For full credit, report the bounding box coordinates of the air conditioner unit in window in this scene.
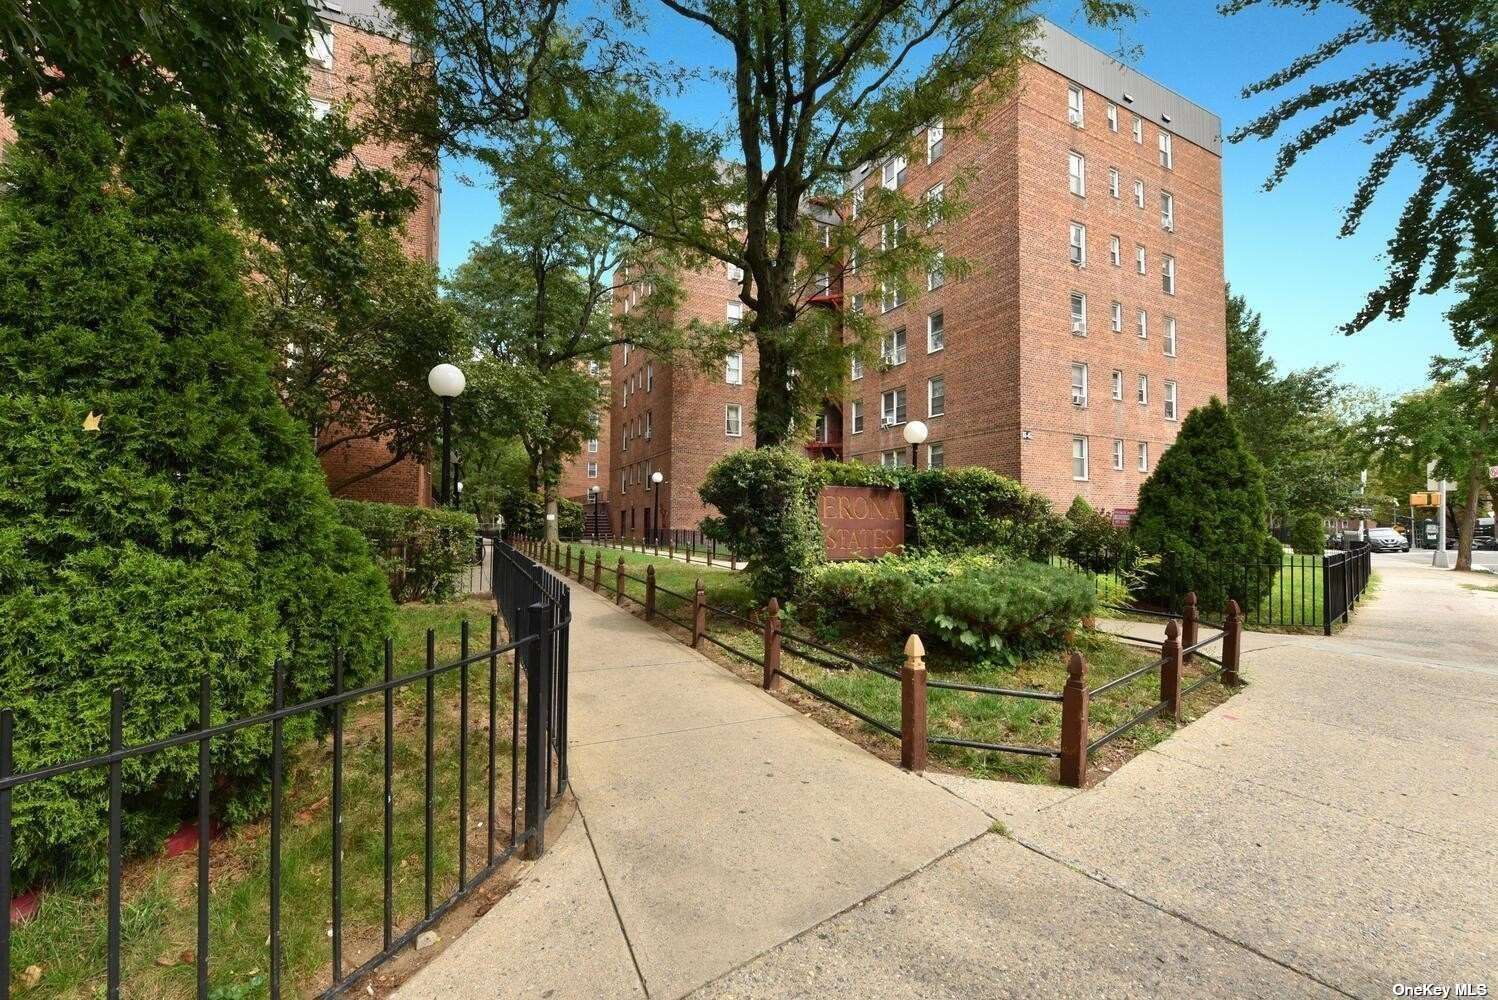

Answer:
[1071,320,1086,334]
[1072,391,1087,407]
[880,418,894,428]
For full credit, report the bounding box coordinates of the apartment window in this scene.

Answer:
[1164,317,1178,357]
[1072,437,1089,481]
[1133,179,1145,209]
[1071,363,1089,408]
[621,382,629,409]
[881,388,908,427]
[1069,223,1087,266]
[587,360,602,377]
[1164,380,1179,421]
[1068,151,1086,196]
[1110,235,1121,267]
[724,352,742,385]
[1160,191,1175,231]
[621,470,628,494]
[1106,103,1118,131]
[308,28,334,69]
[725,404,743,437]
[851,356,864,381]
[881,283,905,312]
[1113,439,1125,470]
[850,399,864,433]
[1132,115,1143,143]
[881,217,906,251]
[852,187,865,221]
[1067,84,1085,126]
[1136,245,1147,274]
[1162,255,1176,295]
[881,449,905,468]
[622,344,631,364]
[928,376,946,417]
[814,271,831,295]
[729,263,745,282]
[727,301,744,324]
[588,438,599,454]
[644,412,652,440]
[926,119,945,162]
[1137,309,1148,339]
[1109,168,1120,198]
[1111,301,1123,333]
[1070,292,1088,336]
[646,362,654,391]
[1158,131,1174,169]
[927,442,945,469]
[927,311,945,352]
[882,155,908,189]
[881,327,907,366]
[310,97,332,120]
[1111,369,1123,400]
[849,245,861,275]
[927,250,945,291]
[587,461,599,478]
[1137,374,1149,405]
[925,182,945,207]
[849,293,864,314]
[1138,441,1150,472]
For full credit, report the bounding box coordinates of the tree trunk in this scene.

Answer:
[1456,460,1482,571]
[544,490,560,545]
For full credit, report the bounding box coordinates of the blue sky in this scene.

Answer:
[436,0,1455,396]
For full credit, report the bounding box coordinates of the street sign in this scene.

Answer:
[1409,492,1439,507]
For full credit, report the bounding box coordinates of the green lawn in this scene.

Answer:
[567,543,1230,783]
[11,598,514,999]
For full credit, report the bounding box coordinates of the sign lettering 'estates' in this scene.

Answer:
[819,486,905,561]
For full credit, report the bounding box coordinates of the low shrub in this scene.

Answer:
[1062,497,1128,572]
[1288,512,1324,555]
[802,553,1095,667]
[700,447,826,602]
[499,492,583,540]
[337,501,478,603]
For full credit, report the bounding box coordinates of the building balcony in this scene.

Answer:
[804,441,843,461]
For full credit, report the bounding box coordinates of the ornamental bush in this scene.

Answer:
[1061,496,1128,572]
[1288,512,1325,555]
[337,501,478,603]
[1130,398,1279,612]
[803,553,1095,666]
[699,447,826,602]
[0,100,393,884]
[499,492,583,539]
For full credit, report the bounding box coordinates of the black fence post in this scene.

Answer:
[1321,551,1333,636]
[524,601,552,859]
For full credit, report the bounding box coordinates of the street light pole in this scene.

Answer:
[427,363,466,508]
[440,397,453,507]
[903,420,929,469]
[651,471,664,546]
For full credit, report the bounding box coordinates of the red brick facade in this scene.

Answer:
[609,24,1225,529]
[560,364,612,504]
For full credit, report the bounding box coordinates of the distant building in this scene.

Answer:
[608,20,1226,537]
[559,362,613,535]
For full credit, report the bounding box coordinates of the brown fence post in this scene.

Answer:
[1222,599,1243,686]
[706,543,714,568]
[900,635,928,772]
[645,564,656,621]
[669,538,675,561]
[1060,651,1089,788]
[762,598,782,690]
[577,547,588,584]
[692,579,707,648]
[685,541,692,564]
[615,558,625,605]
[1161,619,1182,723]
[592,553,601,592]
[1182,592,1198,664]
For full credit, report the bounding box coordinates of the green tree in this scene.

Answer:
[1225,0,1498,333]
[0,1,417,282]
[251,226,468,496]
[374,0,1132,445]
[0,99,393,881]
[1131,399,1281,612]
[1225,287,1365,519]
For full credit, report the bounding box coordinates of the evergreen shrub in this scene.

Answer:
[337,501,477,602]
[1288,512,1325,555]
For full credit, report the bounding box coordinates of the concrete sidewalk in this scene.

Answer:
[395,574,992,999]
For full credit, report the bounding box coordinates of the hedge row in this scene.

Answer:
[336,500,478,603]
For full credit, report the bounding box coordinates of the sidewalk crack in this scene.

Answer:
[579,803,651,999]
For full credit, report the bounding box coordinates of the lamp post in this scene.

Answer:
[427,363,466,506]
[650,470,664,546]
[903,420,929,469]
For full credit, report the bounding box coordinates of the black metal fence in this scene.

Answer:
[1055,540,1375,635]
[581,529,741,569]
[0,538,569,1000]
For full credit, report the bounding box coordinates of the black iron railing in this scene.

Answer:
[0,538,568,1000]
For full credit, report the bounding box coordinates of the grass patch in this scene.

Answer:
[1460,581,1498,594]
[11,598,518,999]
[569,543,1232,785]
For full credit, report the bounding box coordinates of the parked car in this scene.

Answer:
[1367,527,1410,552]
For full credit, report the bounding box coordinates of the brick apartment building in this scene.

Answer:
[559,363,613,532]
[608,20,1225,537]
[0,5,441,507]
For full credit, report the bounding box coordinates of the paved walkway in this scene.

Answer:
[401,555,1497,999]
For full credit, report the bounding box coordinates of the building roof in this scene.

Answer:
[317,1,401,38]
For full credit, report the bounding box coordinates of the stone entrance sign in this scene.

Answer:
[819,486,905,561]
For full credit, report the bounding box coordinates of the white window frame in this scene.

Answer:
[1162,255,1176,296]
[882,155,908,189]
[1109,168,1120,198]
[1164,316,1178,357]
[308,28,335,69]
[1069,222,1087,266]
[1158,131,1174,169]
[850,400,864,434]
[1067,84,1085,126]
[729,263,745,282]
[927,250,945,291]
[1164,380,1179,421]
[1138,441,1150,472]
[881,327,907,366]
[1110,235,1121,267]
[1137,309,1148,340]
[1070,292,1088,336]
[727,301,744,324]
[1072,437,1089,481]
[1071,363,1089,408]
[1133,179,1145,209]
[1068,150,1086,196]
[1136,245,1147,275]
[928,376,945,417]
[881,283,905,313]
[1111,301,1123,333]
[1106,103,1118,131]
[926,119,945,163]
[645,362,653,391]
[927,310,945,353]
[927,442,945,469]
[725,352,743,385]
[310,97,332,120]
[587,460,599,478]
[1111,369,1123,400]
[724,404,743,437]
[1113,439,1125,470]
[880,449,904,469]
[1137,374,1149,405]
[881,388,907,427]
[1160,190,1175,231]
[1132,115,1143,143]
[851,356,864,381]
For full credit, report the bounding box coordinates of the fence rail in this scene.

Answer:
[577,529,741,570]
[513,536,1240,788]
[0,538,568,1000]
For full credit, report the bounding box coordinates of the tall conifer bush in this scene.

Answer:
[0,99,394,882]
[1130,398,1282,612]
